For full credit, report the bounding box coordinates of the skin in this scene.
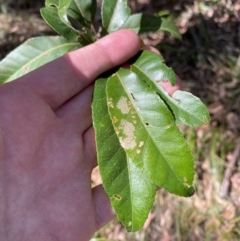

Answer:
[0,30,179,241]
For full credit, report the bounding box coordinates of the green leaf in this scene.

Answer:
[41,6,80,41]
[131,51,210,126]
[160,18,182,40]
[0,36,80,83]
[157,89,210,126]
[92,78,156,231]
[102,0,131,33]
[41,0,96,44]
[131,50,177,85]
[68,0,97,25]
[106,68,195,197]
[121,14,181,39]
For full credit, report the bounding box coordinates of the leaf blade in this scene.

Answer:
[106,68,195,197]
[40,6,80,41]
[131,50,177,85]
[0,36,80,83]
[92,78,156,231]
[132,51,210,126]
[121,14,181,39]
[102,0,131,33]
[158,89,211,126]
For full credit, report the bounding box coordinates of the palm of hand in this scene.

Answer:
[0,81,99,241]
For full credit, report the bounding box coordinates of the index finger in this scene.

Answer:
[17,30,141,109]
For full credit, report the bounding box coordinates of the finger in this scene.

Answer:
[55,84,93,133]
[18,30,141,110]
[82,126,97,170]
[161,75,181,95]
[92,185,115,230]
[142,45,160,55]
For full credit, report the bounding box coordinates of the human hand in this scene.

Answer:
[0,29,179,241]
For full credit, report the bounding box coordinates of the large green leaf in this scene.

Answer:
[92,78,156,231]
[101,0,131,33]
[160,17,182,40]
[106,68,195,197]
[131,50,177,85]
[41,6,80,41]
[131,51,210,126]
[156,88,210,126]
[0,36,80,83]
[121,14,181,39]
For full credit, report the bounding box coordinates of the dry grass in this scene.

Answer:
[0,0,240,240]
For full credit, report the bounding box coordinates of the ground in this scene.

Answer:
[0,0,240,240]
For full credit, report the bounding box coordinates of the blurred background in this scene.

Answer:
[0,0,240,240]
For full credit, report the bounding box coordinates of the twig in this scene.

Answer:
[220,141,240,198]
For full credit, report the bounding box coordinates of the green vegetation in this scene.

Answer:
[0,0,240,240]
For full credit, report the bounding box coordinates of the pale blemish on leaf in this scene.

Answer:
[128,101,133,108]
[128,221,132,227]
[107,98,114,108]
[112,116,118,123]
[165,124,172,129]
[131,110,136,114]
[24,66,28,72]
[174,98,181,103]
[180,117,186,123]
[136,149,141,154]
[183,177,191,188]
[117,96,130,114]
[119,119,136,150]
[139,141,144,147]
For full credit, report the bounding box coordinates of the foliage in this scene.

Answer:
[0,0,210,231]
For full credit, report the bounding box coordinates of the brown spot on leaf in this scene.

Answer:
[113,194,122,200]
